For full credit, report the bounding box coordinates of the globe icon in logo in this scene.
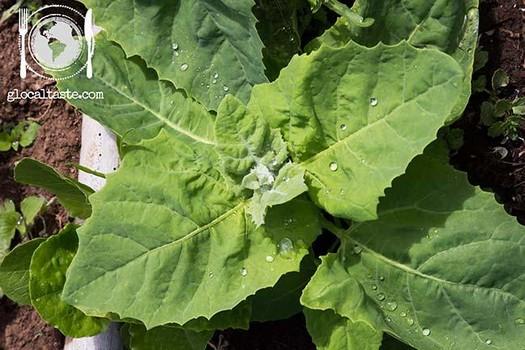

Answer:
[30,16,83,71]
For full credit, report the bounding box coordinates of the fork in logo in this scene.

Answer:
[18,8,29,79]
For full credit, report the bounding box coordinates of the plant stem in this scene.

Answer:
[323,0,375,28]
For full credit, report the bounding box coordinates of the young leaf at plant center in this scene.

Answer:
[20,196,46,229]
[309,0,374,27]
[251,255,317,322]
[29,224,109,337]
[0,238,44,305]
[54,35,216,145]
[128,324,213,350]
[215,96,307,226]
[62,130,321,328]
[15,158,94,219]
[0,200,21,263]
[308,0,479,121]
[301,140,525,349]
[249,41,464,222]
[80,0,268,111]
[304,308,382,350]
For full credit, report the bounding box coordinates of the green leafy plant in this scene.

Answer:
[0,195,46,296]
[7,1,525,350]
[0,120,40,152]
[476,69,525,141]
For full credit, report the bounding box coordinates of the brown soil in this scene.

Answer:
[452,0,525,222]
[0,0,82,348]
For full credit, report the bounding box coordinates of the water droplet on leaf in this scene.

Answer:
[371,284,377,291]
[180,63,189,71]
[379,276,385,281]
[329,162,338,171]
[240,267,248,276]
[370,97,378,107]
[208,272,214,278]
[340,124,347,131]
[353,245,363,254]
[377,293,386,301]
[265,255,274,263]
[422,328,431,336]
[485,340,492,345]
[407,318,414,326]
[172,43,179,50]
[386,302,398,311]
[223,86,229,92]
[400,312,407,317]
[515,318,525,325]
[278,238,294,257]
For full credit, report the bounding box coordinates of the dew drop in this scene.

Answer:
[340,124,347,131]
[353,245,363,254]
[485,340,492,345]
[515,318,525,325]
[329,162,338,171]
[213,73,219,79]
[208,272,214,278]
[223,86,229,92]
[172,43,179,50]
[379,276,385,282]
[180,63,189,71]
[386,317,392,322]
[400,312,407,317]
[370,97,378,107]
[377,293,386,301]
[371,284,378,291]
[407,318,414,326]
[212,79,217,84]
[278,238,294,257]
[265,255,274,263]
[240,267,248,276]
[386,302,398,311]
[16,217,23,225]
[422,328,431,336]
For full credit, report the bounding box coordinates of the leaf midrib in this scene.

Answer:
[95,74,216,145]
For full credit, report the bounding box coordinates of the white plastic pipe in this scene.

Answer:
[64,115,122,350]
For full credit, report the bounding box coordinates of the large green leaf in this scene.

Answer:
[62,130,321,328]
[15,158,93,219]
[309,0,479,120]
[302,141,525,349]
[248,41,463,221]
[0,238,44,305]
[304,308,382,350]
[82,0,268,110]
[128,324,212,350]
[56,35,215,145]
[251,255,317,322]
[30,225,109,337]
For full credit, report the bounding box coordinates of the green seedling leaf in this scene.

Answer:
[512,97,525,115]
[16,121,40,148]
[251,255,317,322]
[492,68,510,90]
[0,131,13,151]
[472,75,487,93]
[128,324,212,350]
[304,308,382,350]
[55,35,215,145]
[15,158,94,219]
[62,131,321,328]
[20,196,46,228]
[480,101,496,126]
[494,99,513,117]
[249,41,463,221]
[81,0,268,111]
[0,239,45,305]
[30,224,109,337]
[474,49,489,72]
[0,200,21,263]
[302,140,525,349]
